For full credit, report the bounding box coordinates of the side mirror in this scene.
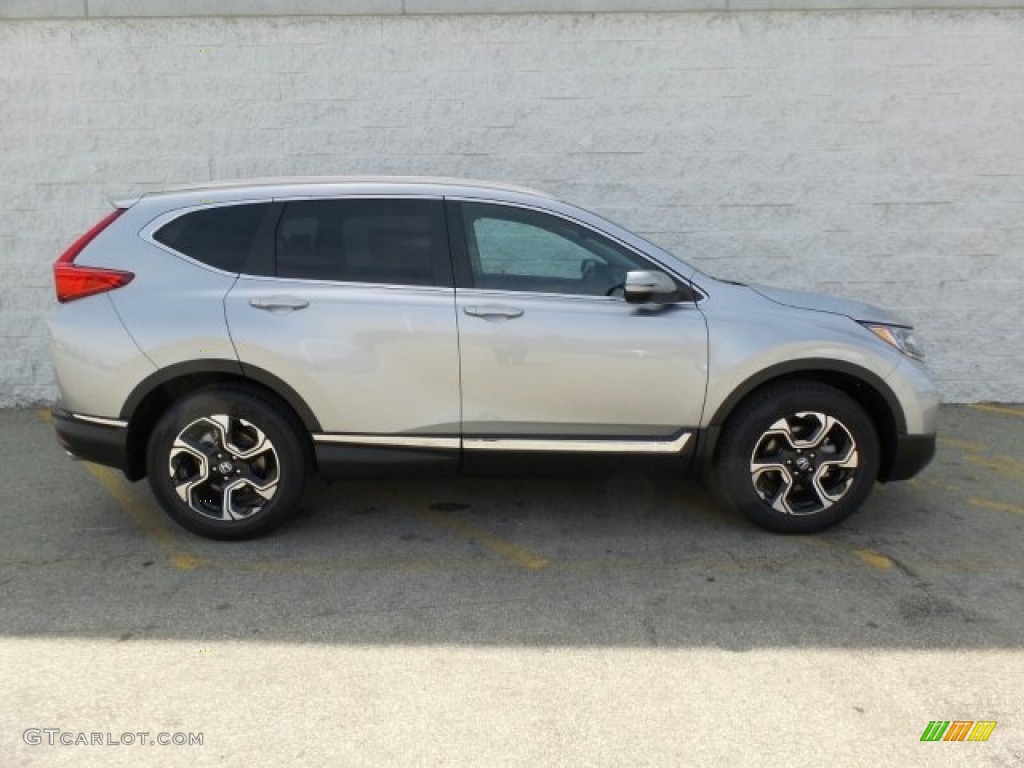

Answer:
[623,270,677,304]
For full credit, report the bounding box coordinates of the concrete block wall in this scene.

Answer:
[1,9,1023,405]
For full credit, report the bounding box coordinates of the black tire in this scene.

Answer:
[712,381,880,533]
[146,386,309,540]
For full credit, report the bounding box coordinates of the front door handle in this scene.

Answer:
[249,296,309,312]
[463,305,524,320]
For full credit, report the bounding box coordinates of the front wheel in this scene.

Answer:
[713,382,880,533]
[146,386,309,540]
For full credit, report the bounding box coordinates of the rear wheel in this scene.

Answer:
[713,382,880,533]
[146,387,308,540]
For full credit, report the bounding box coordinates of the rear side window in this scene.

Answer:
[153,203,272,273]
[275,199,446,287]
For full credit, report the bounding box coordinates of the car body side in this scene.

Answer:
[48,179,938,487]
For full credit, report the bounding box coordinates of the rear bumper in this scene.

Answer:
[52,407,129,471]
[882,433,936,482]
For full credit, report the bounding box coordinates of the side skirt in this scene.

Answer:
[312,431,697,478]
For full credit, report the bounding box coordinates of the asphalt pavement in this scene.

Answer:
[0,404,1021,767]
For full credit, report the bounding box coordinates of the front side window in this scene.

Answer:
[153,202,272,273]
[275,199,446,287]
[461,202,655,296]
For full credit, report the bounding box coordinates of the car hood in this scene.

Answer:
[750,285,909,326]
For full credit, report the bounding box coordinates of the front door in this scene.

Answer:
[450,201,708,454]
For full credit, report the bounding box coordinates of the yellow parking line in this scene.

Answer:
[852,548,895,571]
[802,537,895,571]
[937,436,984,452]
[994,454,1024,471]
[912,476,959,493]
[215,554,500,575]
[412,506,550,571]
[36,410,201,570]
[969,403,1024,418]
[968,497,1024,516]
[85,464,202,570]
[965,455,1024,480]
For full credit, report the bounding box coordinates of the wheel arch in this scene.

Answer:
[697,359,906,483]
[119,359,320,481]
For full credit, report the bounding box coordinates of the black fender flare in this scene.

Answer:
[119,358,321,432]
[695,358,906,476]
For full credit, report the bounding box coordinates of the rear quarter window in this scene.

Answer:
[153,203,272,273]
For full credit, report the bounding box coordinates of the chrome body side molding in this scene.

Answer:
[312,432,692,454]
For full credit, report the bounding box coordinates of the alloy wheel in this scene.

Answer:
[749,411,859,516]
[167,414,280,521]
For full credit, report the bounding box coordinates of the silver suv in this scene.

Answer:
[48,177,937,539]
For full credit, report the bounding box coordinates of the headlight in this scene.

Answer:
[862,323,925,361]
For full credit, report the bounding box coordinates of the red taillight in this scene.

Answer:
[54,264,135,303]
[53,208,134,303]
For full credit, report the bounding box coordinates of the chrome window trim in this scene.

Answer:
[71,413,129,429]
[235,274,455,293]
[456,286,626,305]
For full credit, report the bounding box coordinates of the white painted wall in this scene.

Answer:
[2,10,1023,405]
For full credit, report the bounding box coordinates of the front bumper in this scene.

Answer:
[52,407,128,472]
[881,433,936,482]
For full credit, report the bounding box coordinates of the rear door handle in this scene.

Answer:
[249,296,309,312]
[463,305,524,320]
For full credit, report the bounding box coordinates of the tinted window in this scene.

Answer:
[276,199,446,286]
[154,203,271,273]
[462,203,654,296]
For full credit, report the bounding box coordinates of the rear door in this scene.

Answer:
[224,197,460,449]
